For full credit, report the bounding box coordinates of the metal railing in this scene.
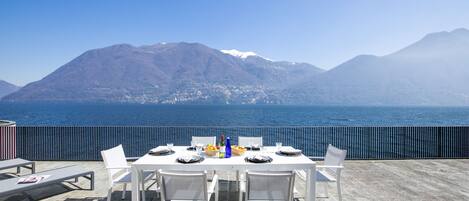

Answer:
[1,126,469,160]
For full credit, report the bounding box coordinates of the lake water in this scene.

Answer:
[1,102,469,126]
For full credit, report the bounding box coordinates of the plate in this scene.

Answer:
[245,155,273,163]
[187,146,205,151]
[177,155,205,164]
[279,148,302,155]
[149,150,175,156]
[245,146,261,151]
[276,151,301,156]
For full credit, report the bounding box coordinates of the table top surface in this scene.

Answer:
[133,146,315,169]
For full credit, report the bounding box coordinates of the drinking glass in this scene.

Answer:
[276,142,282,151]
[196,145,203,155]
[167,143,174,151]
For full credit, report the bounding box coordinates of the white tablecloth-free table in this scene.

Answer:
[131,146,316,201]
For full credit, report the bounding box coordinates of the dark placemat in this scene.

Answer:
[177,155,205,164]
[245,147,261,151]
[149,150,175,156]
[245,155,273,163]
[275,151,301,157]
[187,147,205,151]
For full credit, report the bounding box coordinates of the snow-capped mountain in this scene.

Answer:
[6,28,469,105]
[221,49,261,59]
[3,42,323,104]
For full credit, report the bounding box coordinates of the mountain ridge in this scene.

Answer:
[0,80,20,99]
[4,28,469,105]
[3,42,323,104]
[284,28,469,105]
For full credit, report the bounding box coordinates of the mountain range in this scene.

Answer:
[0,80,19,99]
[3,28,469,105]
[3,42,322,104]
[285,28,469,105]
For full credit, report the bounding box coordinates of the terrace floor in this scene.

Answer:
[1,159,469,201]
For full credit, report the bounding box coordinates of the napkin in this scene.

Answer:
[179,154,194,163]
[247,144,261,151]
[279,147,302,154]
[150,146,171,154]
[17,175,50,184]
[246,154,272,163]
[177,154,202,163]
[254,155,266,160]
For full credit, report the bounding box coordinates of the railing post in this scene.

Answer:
[402,127,406,159]
[437,127,442,158]
[367,127,371,159]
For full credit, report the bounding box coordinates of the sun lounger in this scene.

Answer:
[0,158,35,174]
[0,165,94,198]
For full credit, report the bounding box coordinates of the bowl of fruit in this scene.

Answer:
[204,145,219,157]
[231,145,247,156]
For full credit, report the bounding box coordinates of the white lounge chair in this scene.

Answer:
[101,145,156,201]
[0,165,94,199]
[191,136,217,146]
[0,158,35,175]
[297,144,347,201]
[239,170,295,201]
[158,170,219,201]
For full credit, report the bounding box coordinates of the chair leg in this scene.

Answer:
[236,170,240,191]
[122,184,127,199]
[337,181,342,201]
[107,187,113,201]
[239,183,243,201]
[215,182,219,201]
[324,182,329,197]
[154,170,160,199]
[141,180,146,201]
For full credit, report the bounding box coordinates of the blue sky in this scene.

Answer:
[1,0,469,86]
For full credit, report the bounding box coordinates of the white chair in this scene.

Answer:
[158,170,219,201]
[238,136,263,147]
[239,170,295,201]
[101,145,156,201]
[192,136,217,146]
[191,136,217,179]
[236,136,264,188]
[297,144,347,201]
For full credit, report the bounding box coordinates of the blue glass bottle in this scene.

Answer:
[225,137,231,158]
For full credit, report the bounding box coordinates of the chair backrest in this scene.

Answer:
[324,144,347,174]
[245,171,295,201]
[192,136,216,146]
[159,170,208,201]
[238,136,263,147]
[101,144,128,181]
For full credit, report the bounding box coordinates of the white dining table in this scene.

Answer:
[131,146,316,201]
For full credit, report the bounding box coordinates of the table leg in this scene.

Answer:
[305,165,316,201]
[131,166,140,201]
